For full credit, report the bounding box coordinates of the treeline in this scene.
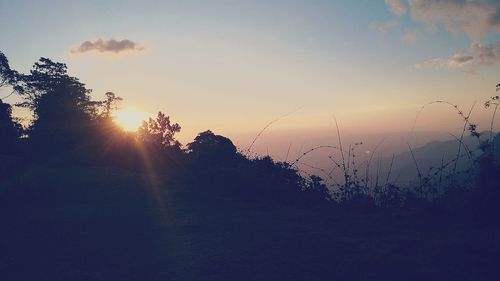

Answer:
[0,52,330,207]
[0,51,499,213]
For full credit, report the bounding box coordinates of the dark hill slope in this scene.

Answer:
[1,164,499,281]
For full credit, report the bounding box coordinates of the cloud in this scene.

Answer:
[71,38,144,54]
[385,0,407,16]
[491,6,500,24]
[408,0,500,39]
[415,41,500,70]
[401,30,421,44]
[370,20,400,33]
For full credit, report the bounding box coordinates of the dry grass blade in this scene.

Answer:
[447,132,473,161]
[0,89,15,100]
[296,161,339,185]
[384,153,395,189]
[453,102,476,175]
[490,104,498,144]
[284,141,293,163]
[407,143,423,194]
[411,100,471,136]
[364,138,385,189]
[290,145,342,167]
[245,107,302,156]
[334,117,349,186]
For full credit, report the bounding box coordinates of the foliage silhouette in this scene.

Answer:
[0,51,20,97]
[187,130,237,162]
[0,99,21,155]
[1,58,97,155]
[138,111,182,149]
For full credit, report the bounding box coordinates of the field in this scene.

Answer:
[1,164,499,281]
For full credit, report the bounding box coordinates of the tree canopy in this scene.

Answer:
[138,111,182,149]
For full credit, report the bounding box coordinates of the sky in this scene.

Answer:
[1,0,500,159]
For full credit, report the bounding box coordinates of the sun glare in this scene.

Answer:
[113,108,151,131]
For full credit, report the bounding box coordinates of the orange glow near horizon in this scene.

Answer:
[113,108,151,131]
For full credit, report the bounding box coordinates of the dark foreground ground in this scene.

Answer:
[1,165,499,281]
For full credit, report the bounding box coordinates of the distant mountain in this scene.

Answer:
[385,132,499,186]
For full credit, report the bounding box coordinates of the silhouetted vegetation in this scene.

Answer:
[0,99,21,154]
[1,51,499,280]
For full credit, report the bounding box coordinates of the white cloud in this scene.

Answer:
[71,38,144,54]
[408,0,500,39]
[401,30,421,44]
[385,0,407,16]
[415,41,500,70]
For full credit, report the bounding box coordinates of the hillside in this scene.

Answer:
[1,163,499,281]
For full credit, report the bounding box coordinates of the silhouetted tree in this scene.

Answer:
[99,92,123,119]
[187,130,237,162]
[1,53,129,158]
[0,51,19,90]
[20,59,94,115]
[0,52,22,155]
[303,175,331,204]
[0,99,21,155]
[5,57,101,153]
[92,91,125,142]
[138,111,181,149]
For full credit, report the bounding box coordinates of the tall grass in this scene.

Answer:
[244,107,302,157]
[294,94,495,207]
[239,85,498,208]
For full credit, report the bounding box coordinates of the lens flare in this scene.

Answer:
[113,108,151,131]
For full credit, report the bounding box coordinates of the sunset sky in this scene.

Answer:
[1,0,499,156]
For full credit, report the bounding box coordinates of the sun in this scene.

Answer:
[113,108,151,131]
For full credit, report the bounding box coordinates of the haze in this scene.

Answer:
[1,0,499,160]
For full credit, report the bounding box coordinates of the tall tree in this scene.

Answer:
[100,92,123,119]
[187,130,237,161]
[138,111,181,149]
[0,99,20,154]
[0,51,21,154]
[0,51,19,90]
[10,57,102,151]
[17,58,95,124]
[1,52,126,156]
